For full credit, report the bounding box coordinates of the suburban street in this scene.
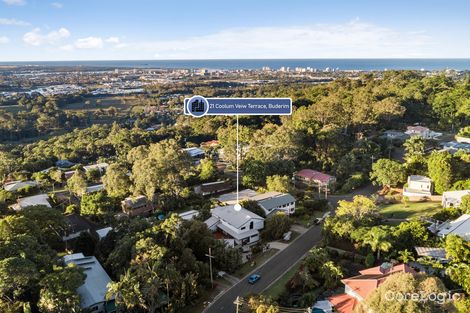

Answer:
[203,184,378,313]
[203,224,323,313]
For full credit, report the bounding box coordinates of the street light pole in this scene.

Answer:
[234,296,243,313]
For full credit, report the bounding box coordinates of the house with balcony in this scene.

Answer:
[205,204,264,247]
[403,175,433,197]
[257,193,296,216]
[294,169,336,191]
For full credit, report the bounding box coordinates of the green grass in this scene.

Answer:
[291,210,324,227]
[379,201,442,219]
[263,261,302,299]
[234,249,278,278]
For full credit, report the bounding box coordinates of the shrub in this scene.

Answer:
[261,213,292,241]
[365,253,375,267]
[340,172,367,193]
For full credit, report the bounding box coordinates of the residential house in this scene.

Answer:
[440,141,470,154]
[194,180,232,196]
[216,189,296,216]
[294,169,336,190]
[405,125,442,139]
[96,227,113,240]
[62,213,95,242]
[63,253,116,313]
[403,175,433,197]
[83,163,109,175]
[10,194,51,211]
[3,180,39,192]
[179,210,199,221]
[414,247,449,263]
[56,159,75,168]
[257,193,296,216]
[328,263,415,313]
[183,147,205,160]
[380,130,409,141]
[442,190,470,208]
[435,214,470,241]
[121,195,154,217]
[205,205,264,247]
[216,189,259,205]
[86,184,105,194]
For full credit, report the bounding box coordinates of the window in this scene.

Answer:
[250,221,254,229]
[241,226,246,230]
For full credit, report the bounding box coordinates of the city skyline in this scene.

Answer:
[1,0,470,61]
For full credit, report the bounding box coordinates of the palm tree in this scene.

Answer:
[320,261,343,288]
[363,227,392,260]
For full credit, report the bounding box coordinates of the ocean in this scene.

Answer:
[1,59,470,71]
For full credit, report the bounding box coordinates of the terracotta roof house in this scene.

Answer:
[328,263,415,313]
[294,169,336,189]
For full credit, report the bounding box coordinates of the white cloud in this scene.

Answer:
[75,36,103,49]
[3,0,26,5]
[59,44,74,51]
[51,2,62,8]
[105,36,120,44]
[120,20,434,59]
[0,36,10,44]
[0,18,30,26]
[23,27,70,46]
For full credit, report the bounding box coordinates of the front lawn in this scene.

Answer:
[379,201,442,219]
[263,260,302,299]
[234,248,278,278]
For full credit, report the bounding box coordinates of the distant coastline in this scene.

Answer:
[1,58,470,71]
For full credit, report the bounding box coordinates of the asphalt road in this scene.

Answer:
[203,225,323,313]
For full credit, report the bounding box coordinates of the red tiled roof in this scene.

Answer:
[328,294,358,313]
[201,140,220,147]
[329,264,416,313]
[296,169,335,183]
[341,264,416,300]
[358,263,414,275]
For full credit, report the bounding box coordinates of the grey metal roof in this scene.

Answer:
[211,205,264,229]
[258,194,296,211]
[414,247,447,259]
[63,253,114,309]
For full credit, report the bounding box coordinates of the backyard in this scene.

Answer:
[379,201,442,219]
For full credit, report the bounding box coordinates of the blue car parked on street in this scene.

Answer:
[248,274,261,284]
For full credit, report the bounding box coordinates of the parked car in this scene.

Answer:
[248,274,261,284]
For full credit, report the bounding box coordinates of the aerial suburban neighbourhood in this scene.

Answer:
[0,1,470,313]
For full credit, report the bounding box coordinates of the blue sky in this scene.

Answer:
[0,0,469,61]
